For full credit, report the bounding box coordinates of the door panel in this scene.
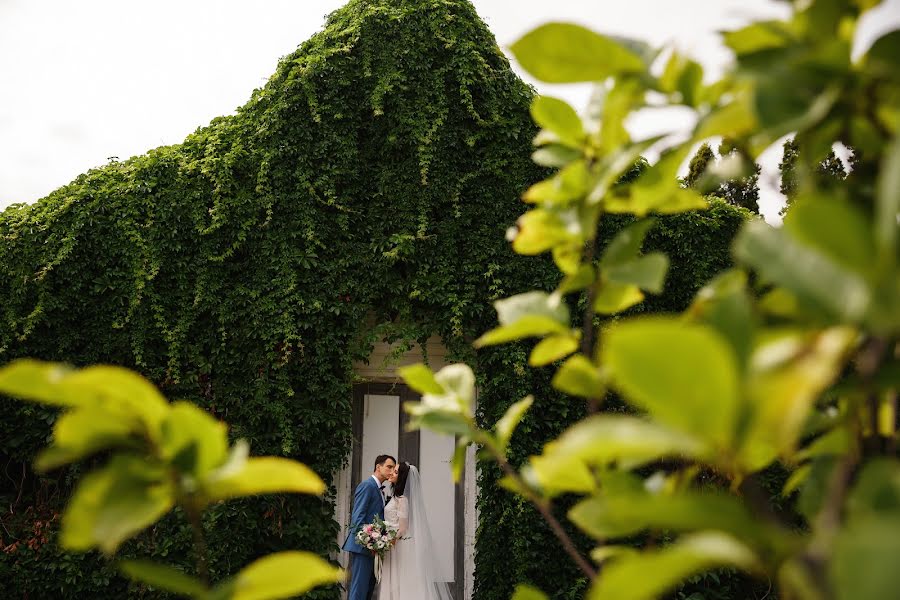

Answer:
[420,428,456,583]
[346,383,463,598]
[360,393,399,485]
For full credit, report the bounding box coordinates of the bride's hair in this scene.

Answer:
[393,461,411,497]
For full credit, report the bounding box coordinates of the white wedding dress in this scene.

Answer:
[379,465,454,600]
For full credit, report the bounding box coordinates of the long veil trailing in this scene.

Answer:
[405,465,455,600]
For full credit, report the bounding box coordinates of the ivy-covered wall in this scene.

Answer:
[0,0,750,597]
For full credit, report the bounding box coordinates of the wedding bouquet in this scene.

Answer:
[354,515,398,581]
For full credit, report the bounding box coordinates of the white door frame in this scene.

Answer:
[334,382,467,599]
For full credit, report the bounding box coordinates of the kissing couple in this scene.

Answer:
[342,455,453,600]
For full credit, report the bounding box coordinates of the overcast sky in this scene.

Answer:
[1,0,898,223]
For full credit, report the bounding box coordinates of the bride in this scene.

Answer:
[380,462,454,600]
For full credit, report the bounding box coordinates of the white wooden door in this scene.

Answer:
[340,383,462,599]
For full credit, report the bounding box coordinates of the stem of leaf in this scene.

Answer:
[487,439,597,580]
[185,502,210,586]
[580,237,599,414]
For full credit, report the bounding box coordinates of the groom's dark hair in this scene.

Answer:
[374,454,396,470]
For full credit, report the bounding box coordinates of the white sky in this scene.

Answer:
[1,0,898,223]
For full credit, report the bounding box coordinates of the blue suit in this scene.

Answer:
[342,477,385,600]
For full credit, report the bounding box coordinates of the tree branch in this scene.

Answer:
[580,237,601,414]
[494,455,597,579]
[185,503,210,586]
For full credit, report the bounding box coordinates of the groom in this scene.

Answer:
[343,454,396,600]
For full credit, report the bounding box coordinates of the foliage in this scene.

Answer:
[0,0,759,597]
[779,137,850,214]
[683,143,761,214]
[0,360,342,599]
[402,2,900,600]
[682,144,716,189]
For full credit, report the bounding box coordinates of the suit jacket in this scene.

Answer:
[342,476,385,555]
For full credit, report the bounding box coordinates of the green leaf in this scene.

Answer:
[832,515,900,600]
[587,136,666,205]
[734,220,871,324]
[758,287,800,319]
[600,219,656,267]
[538,414,709,472]
[593,281,644,314]
[603,318,741,448]
[404,364,476,430]
[530,333,579,366]
[598,78,644,154]
[36,406,136,471]
[863,30,900,73]
[405,407,473,437]
[588,533,760,600]
[62,365,170,435]
[223,551,343,600]
[740,327,856,469]
[476,291,570,347]
[510,23,645,83]
[204,457,325,502]
[612,186,707,217]
[531,96,584,148]
[434,363,476,409]
[495,396,533,453]
[0,361,170,445]
[161,402,228,477]
[531,144,582,168]
[605,253,669,294]
[795,427,851,462]
[831,464,900,600]
[797,457,836,521]
[523,160,588,206]
[531,416,708,496]
[557,264,595,295]
[529,453,596,496]
[0,359,77,406]
[782,464,812,497]
[119,560,207,596]
[494,291,569,332]
[512,207,583,255]
[723,21,793,55]
[569,489,759,541]
[659,53,704,106]
[753,81,840,143]
[61,455,174,554]
[844,459,900,520]
[686,270,754,369]
[607,146,707,216]
[876,134,900,261]
[398,364,443,395]
[783,194,876,277]
[591,545,639,565]
[476,316,569,346]
[551,354,604,399]
[694,94,757,141]
[512,584,549,600]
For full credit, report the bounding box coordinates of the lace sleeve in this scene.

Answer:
[397,496,409,537]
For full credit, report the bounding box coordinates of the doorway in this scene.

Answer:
[339,382,464,599]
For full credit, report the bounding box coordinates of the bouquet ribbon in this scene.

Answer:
[374,553,383,582]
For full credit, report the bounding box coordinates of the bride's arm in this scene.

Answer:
[397,497,409,538]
